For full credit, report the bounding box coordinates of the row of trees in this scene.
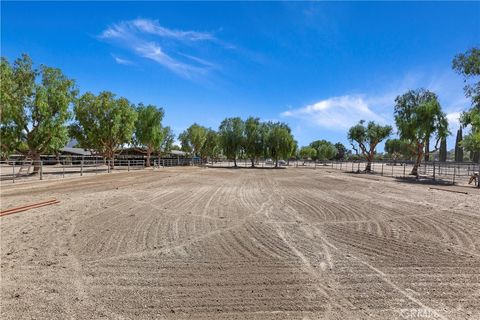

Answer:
[345,47,480,175]
[2,47,479,175]
[179,117,296,167]
[1,54,174,171]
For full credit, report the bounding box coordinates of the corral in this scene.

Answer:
[1,167,479,319]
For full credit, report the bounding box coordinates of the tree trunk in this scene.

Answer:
[233,158,237,167]
[146,148,151,167]
[32,152,41,174]
[250,158,255,168]
[275,159,278,168]
[109,152,115,169]
[424,137,430,162]
[365,161,371,172]
[411,145,423,176]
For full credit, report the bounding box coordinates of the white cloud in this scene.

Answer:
[112,55,133,65]
[99,18,216,79]
[446,111,462,132]
[281,95,386,130]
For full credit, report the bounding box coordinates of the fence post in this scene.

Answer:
[452,167,456,185]
[80,160,83,176]
[403,163,405,178]
[352,162,354,172]
[128,160,130,172]
[12,162,15,183]
[381,163,384,176]
[63,164,65,178]
[40,161,43,180]
[433,162,436,181]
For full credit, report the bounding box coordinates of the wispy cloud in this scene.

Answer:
[281,95,387,130]
[112,54,133,65]
[99,18,218,79]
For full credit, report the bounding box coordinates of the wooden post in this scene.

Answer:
[381,163,384,176]
[63,164,65,178]
[403,163,405,178]
[452,167,456,185]
[80,160,83,176]
[433,162,436,181]
[12,163,15,183]
[128,160,130,172]
[40,161,43,180]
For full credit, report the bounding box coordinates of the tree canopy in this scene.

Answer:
[0,54,77,171]
[244,117,266,167]
[179,123,207,157]
[218,117,245,167]
[134,104,164,166]
[384,139,413,160]
[394,89,449,174]
[70,91,137,163]
[348,120,392,171]
[265,122,294,167]
[453,47,480,162]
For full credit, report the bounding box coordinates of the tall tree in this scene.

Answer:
[454,127,464,162]
[299,146,317,163]
[453,47,480,163]
[134,104,164,167]
[385,139,413,160]
[0,54,77,172]
[394,89,449,175]
[265,122,294,167]
[179,123,208,157]
[347,120,392,172]
[200,129,220,162]
[218,117,245,167]
[333,142,347,160]
[70,91,137,166]
[317,142,338,162]
[244,117,265,167]
[439,137,447,162]
[160,126,175,156]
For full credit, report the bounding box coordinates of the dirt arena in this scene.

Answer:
[1,167,479,319]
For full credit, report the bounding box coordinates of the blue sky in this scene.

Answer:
[2,1,479,151]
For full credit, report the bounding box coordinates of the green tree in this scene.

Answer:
[134,104,164,167]
[179,123,207,157]
[347,120,392,172]
[244,117,266,167]
[299,146,317,162]
[333,142,347,160]
[160,126,175,156]
[201,129,220,162]
[384,139,413,160]
[454,127,464,162]
[265,122,294,167]
[0,54,76,172]
[453,47,480,163]
[70,91,137,167]
[439,137,447,162]
[218,117,245,167]
[317,142,338,162]
[394,89,449,175]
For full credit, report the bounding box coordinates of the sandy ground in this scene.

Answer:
[1,167,479,319]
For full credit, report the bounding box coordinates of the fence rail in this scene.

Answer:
[0,156,206,183]
[2,156,479,187]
